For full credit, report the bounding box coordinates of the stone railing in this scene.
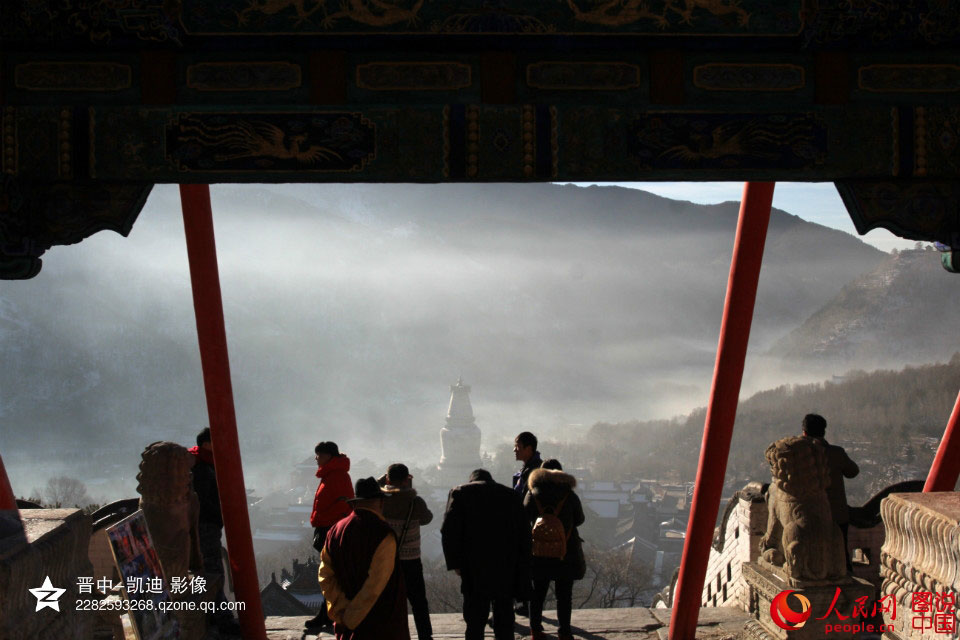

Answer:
[880,492,960,640]
[848,480,924,589]
[0,509,93,640]
[653,480,925,613]
[653,483,767,610]
[702,483,767,610]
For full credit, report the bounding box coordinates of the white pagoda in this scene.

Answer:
[438,377,482,489]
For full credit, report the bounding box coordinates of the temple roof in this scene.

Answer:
[286,558,322,594]
[260,577,313,617]
[3,1,960,279]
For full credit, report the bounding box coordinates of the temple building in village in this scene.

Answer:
[437,378,482,490]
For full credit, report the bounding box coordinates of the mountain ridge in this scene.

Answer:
[584,354,960,503]
[769,247,956,367]
[0,183,890,496]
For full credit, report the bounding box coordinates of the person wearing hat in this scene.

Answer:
[318,477,410,640]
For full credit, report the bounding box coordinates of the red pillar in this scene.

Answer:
[180,184,266,640]
[0,452,17,510]
[924,389,960,492]
[668,182,775,640]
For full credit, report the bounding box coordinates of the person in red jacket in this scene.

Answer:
[305,441,354,631]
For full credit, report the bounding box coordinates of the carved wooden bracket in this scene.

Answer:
[837,180,960,245]
[0,179,151,279]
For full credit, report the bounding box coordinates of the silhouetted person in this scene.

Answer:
[189,428,239,633]
[512,432,542,501]
[306,441,354,631]
[318,477,409,640]
[523,459,585,640]
[801,413,859,571]
[380,463,434,640]
[442,469,531,640]
[190,429,222,576]
[512,431,541,617]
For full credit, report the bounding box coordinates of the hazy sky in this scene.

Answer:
[567,182,915,252]
[1,180,928,499]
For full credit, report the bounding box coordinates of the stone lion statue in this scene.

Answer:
[759,436,847,583]
[136,441,204,580]
[137,441,207,639]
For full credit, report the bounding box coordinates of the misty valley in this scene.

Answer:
[3,183,955,605]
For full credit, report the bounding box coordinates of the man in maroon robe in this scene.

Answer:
[318,477,410,640]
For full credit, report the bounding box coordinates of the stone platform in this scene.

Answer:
[742,562,875,640]
[266,607,753,639]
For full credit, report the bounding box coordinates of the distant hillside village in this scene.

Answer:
[251,351,953,613]
[21,347,948,615]
[251,379,694,615]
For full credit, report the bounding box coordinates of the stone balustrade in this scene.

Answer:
[655,480,909,614]
[701,483,767,611]
[880,492,960,640]
[0,509,93,640]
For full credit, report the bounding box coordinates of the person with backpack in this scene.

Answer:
[522,459,585,640]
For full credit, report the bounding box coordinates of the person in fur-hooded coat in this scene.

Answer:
[522,459,585,640]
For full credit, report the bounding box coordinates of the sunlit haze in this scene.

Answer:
[0,182,940,504]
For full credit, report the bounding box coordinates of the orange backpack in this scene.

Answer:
[531,494,570,559]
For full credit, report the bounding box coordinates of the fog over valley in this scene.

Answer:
[1,183,949,502]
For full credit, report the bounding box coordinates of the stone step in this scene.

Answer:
[266,607,753,639]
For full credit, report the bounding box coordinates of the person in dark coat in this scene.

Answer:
[523,459,585,640]
[441,469,531,640]
[189,428,239,633]
[189,428,223,570]
[512,431,542,501]
[318,477,410,640]
[801,413,859,571]
[379,463,434,640]
[306,441,354,631]
[511,431,541,617]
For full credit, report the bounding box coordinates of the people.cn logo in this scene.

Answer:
[771,590,812,631]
